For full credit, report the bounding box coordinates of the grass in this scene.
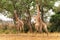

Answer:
[0,33,60,40]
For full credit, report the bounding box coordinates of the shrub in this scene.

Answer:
[50,14,60,32]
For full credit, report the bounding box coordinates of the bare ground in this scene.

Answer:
[0,33,60,40]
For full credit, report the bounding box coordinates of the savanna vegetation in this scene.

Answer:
[0,0,60,34]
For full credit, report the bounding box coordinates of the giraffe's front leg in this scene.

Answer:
[35,23,39,32]
[39,24,43,33]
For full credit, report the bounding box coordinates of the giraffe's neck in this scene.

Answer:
[36,2,43,24]
[14,10,19,21]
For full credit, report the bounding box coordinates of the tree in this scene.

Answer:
[0,0,59,33]
[0,0,25,32]
[0,0,35,32]
[50,13,60,32]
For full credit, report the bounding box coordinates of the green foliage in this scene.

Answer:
[50,13,60,32]
[24,23,30,33]
[53,6,60,13]
[0,0,60,33]
[0,0,14,12]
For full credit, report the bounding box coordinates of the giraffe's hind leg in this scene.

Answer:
[43,25,49,34]
[39,24,43,33]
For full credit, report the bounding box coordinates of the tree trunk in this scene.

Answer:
[26,6,32,32]
[40,5,44,21]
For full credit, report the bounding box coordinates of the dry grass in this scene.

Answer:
[0,23,60,40]
[0,33,60,40]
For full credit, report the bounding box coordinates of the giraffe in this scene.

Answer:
[34,1,48,33]
[34,15,48,33]
[14,10,24,32]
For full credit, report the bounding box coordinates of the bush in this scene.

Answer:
[50,14,60,32]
